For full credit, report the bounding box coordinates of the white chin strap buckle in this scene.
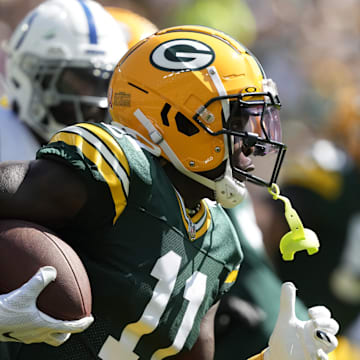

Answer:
[215,173,247,208]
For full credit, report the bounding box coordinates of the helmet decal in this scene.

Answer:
[77,0,98,44]
[14,11,38,50]
[150,39,215,71]
[244,87,257,93]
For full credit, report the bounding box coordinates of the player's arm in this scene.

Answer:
[0,159,87,228]
[0,159,93,346]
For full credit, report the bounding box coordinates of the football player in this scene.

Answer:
[104,7,336,359]
[100,7,310,359]
[0,24,338,359]
[0,0,128,161]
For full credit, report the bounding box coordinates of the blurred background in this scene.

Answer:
[1,0,360,351]
[1,0,359,174]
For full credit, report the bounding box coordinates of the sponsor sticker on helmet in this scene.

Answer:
[150,39,215,71]
[114,92,131,107]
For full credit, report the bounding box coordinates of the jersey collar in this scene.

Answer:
[173,189,212,241]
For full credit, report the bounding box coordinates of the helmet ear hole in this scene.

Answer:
[12,100,20,115]
[175,112,199,136]
[41,116,49,126]
[41,75,53,90]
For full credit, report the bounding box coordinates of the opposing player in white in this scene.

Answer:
[1,0,128,161]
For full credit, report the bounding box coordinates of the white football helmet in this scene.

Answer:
[5,0,128,142]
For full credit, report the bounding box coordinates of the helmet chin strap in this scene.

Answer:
[133,108,247,208]
[214,158,247,208]
[207,66,230,121]
[206,65,232,156]
[207,65,247,207]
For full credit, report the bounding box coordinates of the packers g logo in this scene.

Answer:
[150,39,215,71]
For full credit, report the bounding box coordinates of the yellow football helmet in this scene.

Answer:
[109,25,286,207]
[105,7,158,48]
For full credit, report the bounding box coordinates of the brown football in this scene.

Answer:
[0,219,92,320]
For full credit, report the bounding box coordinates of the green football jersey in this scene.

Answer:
[1,123,243,360]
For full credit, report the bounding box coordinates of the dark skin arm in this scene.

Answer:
[0,159,219,360]
[0,159,86,228]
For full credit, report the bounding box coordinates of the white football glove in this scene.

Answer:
[264,282,339,360]
[0,266,93,346]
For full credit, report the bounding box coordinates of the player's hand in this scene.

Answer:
[0,266,94,346]
[264,282,339,360]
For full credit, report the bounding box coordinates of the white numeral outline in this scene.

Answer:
[99,251,207,360]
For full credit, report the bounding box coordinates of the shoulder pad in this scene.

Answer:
[47,122,133,223]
